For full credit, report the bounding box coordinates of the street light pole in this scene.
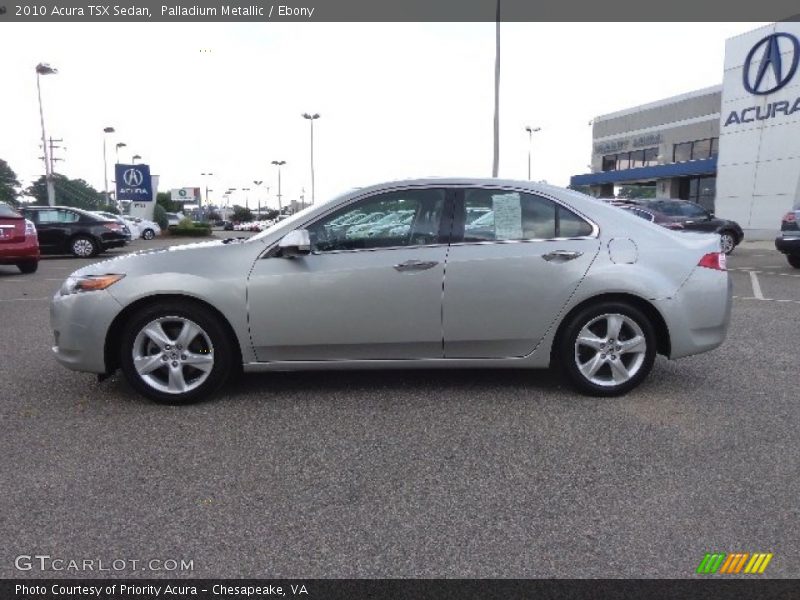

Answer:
[525,126,541,180]
[115,142,126,164]
[102,126,115,205]
[201,172,214,211]
[253,180,263,217]
[132,154,142,164]
[301,113,320,204]
[271,160,286,214]
[36,63,58,206]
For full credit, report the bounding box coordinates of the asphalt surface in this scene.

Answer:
[0,234,798,579]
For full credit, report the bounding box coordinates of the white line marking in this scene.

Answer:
[749,271,765,300]
[0,297,50,302]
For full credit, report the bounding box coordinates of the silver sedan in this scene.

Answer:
[50,179,732,404]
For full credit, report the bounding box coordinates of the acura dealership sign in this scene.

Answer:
[724,31,800,127]
[115,164,153,201]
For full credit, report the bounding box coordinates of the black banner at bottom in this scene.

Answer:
[3,579,800,600]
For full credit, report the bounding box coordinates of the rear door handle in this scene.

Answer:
[542,250,583,262]
[394,259,439,272]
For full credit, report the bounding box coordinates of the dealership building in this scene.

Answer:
[570,22,800,239]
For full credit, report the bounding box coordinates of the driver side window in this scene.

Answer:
[307,188,446,252]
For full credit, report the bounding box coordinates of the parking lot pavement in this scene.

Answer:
[0,238,798,578]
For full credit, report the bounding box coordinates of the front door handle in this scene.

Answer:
[542,250,583,262]
[394,259,439,272]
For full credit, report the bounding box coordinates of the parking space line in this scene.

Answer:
[749,271,765,300]
[734,295,800,305]
[0,297,50,302]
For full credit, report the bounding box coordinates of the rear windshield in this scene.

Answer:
[0,203,22,218]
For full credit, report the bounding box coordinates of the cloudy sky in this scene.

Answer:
[0,22,765,209]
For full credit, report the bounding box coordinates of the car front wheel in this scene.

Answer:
[119,301,234,404]
[558,301,657,397]
[142,228,155,240]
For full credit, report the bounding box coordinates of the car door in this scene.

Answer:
[247,187,452,361]
[23,209,62,252]
[442,187,601,358]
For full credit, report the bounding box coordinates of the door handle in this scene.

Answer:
[393,259,439,272]
[542,250,583,262]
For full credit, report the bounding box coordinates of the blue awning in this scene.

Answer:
[570,157,717,186]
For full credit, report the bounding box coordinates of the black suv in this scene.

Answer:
[19,206,128,257]
[775,208,800,269]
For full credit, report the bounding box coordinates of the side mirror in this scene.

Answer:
[278,229,311,257]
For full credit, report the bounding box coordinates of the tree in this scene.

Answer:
[156,192,176,213]
[153,204,168,229]
[26,174,107,209]
[231,205,253,222]
[0,159,21,205]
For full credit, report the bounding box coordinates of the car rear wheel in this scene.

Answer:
[142,228,155,240]
[719,231,736,255]
[119,301,234,404]
[70,235,98,258]
[558,301,656,397]
[788,255,800,269]
[16,261,38,274]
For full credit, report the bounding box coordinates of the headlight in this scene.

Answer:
[60,274,125,296]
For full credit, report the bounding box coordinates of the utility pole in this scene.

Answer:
[48,137,65,174]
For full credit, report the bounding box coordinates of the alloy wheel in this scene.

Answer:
[574,313,647,387]
[72,238,95,257]
[720,233,735,254]
[132,316,215,394]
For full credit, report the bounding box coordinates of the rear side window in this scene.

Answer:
[0,203,21,218]
[462,189,593,242]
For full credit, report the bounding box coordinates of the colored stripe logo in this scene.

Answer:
[696,552,773,574]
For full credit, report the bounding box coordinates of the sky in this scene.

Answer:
[0,21,767,210]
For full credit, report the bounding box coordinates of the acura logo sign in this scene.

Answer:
[123,168,144,187]
[743,32,799,95]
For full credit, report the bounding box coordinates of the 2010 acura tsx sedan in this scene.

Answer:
[50,179,732,404]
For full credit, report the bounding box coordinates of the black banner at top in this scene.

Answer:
[0,0,800,22]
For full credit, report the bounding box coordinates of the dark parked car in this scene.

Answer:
[0,202,40,273]
[221,220,234,231]
[19,206,128,258]
[775,208,800,269]
[614,199,744,254]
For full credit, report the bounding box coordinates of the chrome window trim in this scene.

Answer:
[260,182,600,258]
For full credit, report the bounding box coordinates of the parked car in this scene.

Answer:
[775,207,800,268]
[123,215,161,240]
[50,178,732,404]
[0,202,40,273]
[165,212,185,228]
[20,206,128,257]
[91,211,134,241]
[613,199,744,254]
[222,220,234,231]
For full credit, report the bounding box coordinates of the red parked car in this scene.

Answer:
[0,202,40,273]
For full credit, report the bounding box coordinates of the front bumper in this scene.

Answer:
[775,236,800,256]
[50,289,123,373]
[655,266,733,360]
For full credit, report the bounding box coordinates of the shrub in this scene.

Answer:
[169,218,212,237]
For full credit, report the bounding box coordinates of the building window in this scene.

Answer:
[601,147,658,171]
[616,152,630,170]
[673,138,718,162]
[630,150,645,168]
[602,155,617,171]
[644,147,659,166]
[679,176,717,212]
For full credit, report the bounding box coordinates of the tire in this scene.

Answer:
[719,231,736,255]
[142,228,155,240]
[16,261,38,274]
[70,235,98,258]
[119,301,235,404]
[557,301,657,397]
[788,255,800,269]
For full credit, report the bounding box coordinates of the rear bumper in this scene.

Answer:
[775,236,800,256]
[656,266,733,359]
[0,239,40,264]
[50,289,122,373]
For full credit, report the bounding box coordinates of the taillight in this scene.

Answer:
[783,212,797,223]
[104,223,123,232]
[24,219,36,236]
[665,222,684,230]
[698,252,727,271]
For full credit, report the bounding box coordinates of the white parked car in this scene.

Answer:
[123,216,161,240]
